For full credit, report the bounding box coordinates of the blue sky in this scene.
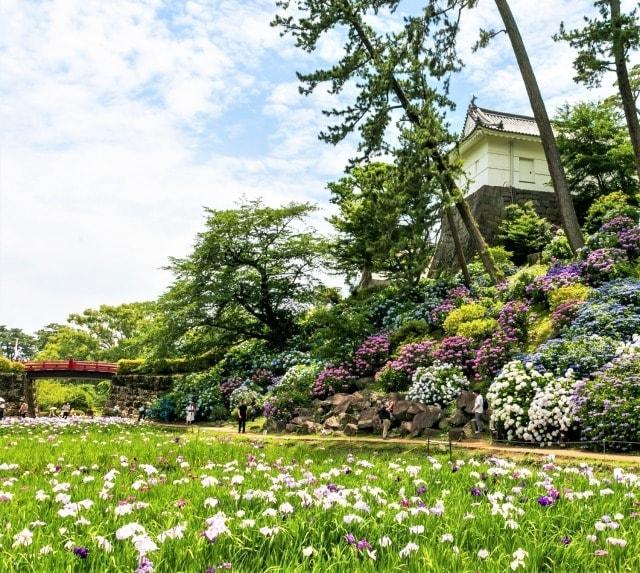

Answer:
[0,0,636,332]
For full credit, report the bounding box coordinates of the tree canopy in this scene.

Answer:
[159,200,327,352]
[555,100,639,213]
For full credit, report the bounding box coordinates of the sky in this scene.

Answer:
[0,0,634,333]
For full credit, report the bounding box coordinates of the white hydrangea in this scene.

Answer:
[407,361,468,406]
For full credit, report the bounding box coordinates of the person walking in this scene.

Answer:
[185,401,196,425]
[0,397,5,420]
[61,402,71,419]
[137,403,146,422]
[473,393,485,435]
[237,402,248,434]
[19,401,28,418]
[378,399,394,439]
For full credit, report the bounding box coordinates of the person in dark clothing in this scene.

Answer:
[238,403,248,434]
[378,400,394,439]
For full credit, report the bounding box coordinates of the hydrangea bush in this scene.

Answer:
[375,340,436,392]
[406,362,468,407]
[434,336,476,378]
[352,332,390,376]
[529,335,618,379]
[573,336,640,450]
[311,365,357,399]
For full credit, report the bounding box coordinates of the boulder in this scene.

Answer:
[323,416,342,431]
[321,394,354,414]
[338,412,358,426]
[399,421,413,435]
[410,406,442,432]
[457,391,478,415]
[437,417,450,431]
[357,407,381,431]
[344,423,358,436]
[423,428,441,438]
[448,409,469,428]
[392,400,427,422]
[448,428,466,441]
[301,420,323,434]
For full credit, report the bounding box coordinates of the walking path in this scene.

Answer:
[159,423,640,466]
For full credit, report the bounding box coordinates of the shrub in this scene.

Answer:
[407,361,468,407]
[497,300,530,342]
[0,356,25,373]
[565,279,640,340]
[263,363,321,424]
[36,381,97,412]
[583,192,637,233]
[504,264,548,300]
[389,320,430,351]
[582,248,628,285]
[443,303,487,336]
[375,340,436,392]
[526,263,584,304]
[147,396,177,422]
[530,335,617,379]
[311,364,357,398]
[573,336,640,450]
[468,246,516,286]
[472,331,518,383]
[352,332,390,376]
[497,201,554,264]
[220,378,244,408]
[551,301,583,331]
[429,285,473,327]
[434,336,476,377]
[488,360,554,441]
[548,284,592,311]
[457,318,498,339]
[167,370,226,422]
[541,230,573,264]
[229,385,262,417]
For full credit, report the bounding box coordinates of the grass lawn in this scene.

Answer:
[0,418,638,572]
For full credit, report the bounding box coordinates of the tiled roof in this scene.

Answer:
[462,105,540,139]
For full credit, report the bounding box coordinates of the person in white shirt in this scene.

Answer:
[0,397,5,420]
[473,393,485,435]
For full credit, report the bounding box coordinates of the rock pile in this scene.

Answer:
[280,389,489,438]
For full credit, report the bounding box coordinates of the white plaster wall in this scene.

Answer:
[457,139,489,194]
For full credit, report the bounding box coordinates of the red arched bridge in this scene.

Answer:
[23,360,118,380]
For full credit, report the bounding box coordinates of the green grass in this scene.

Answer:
[0,421,639,572]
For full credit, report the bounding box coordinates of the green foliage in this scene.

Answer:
[584,192,639,233]
[36,381,102,412]
[147,396,177,423]
[0,326,36,360]
[527,312,555,350]
[497,201,554,264]
[263,363,321,425]
[329,162,440,288]
[374,365,410,393]
[164,370,226,422]
[442,303,487,336]
[505,265,549,300]
[389,320,430,351]
[457,318,499,339]
[553,101,639,211]
[541,231,574,264]
[0,356,25,373]
[117,348,225,375]
[468,247,515,287]
[548,284,592,311]
[159,199,327,352]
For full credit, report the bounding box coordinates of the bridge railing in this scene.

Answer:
[23,360,118,374]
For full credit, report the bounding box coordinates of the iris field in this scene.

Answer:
[0,419,639,572]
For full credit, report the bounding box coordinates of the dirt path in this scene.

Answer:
[157,423,640,466]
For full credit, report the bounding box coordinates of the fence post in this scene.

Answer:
[427,436,430,457]
[448,434,452,462]
[602,439,606,456]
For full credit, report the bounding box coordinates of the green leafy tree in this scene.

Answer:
[35,326,101,361]
[556,0,640,181]
[555,101,639,212]
[160,199,327,352]
[328,161,441,288]
[0,326,36,359]
[66,302,157,361]
[497,201,554,265]
[273,0,500,284]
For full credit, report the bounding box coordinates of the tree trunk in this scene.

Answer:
[610,0,640,181]
[348,11,500,284]
[445,205,472,285]
[494,0,584,254]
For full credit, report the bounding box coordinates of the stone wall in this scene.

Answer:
[430,185,560,273]
[0,373,34,416]
[105,375,174,415]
